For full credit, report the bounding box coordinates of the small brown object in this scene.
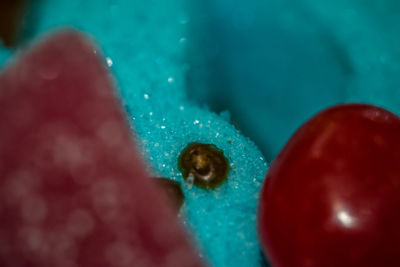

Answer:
[0,0,27,47]
[153,178,184,213]
[178,143,229,189]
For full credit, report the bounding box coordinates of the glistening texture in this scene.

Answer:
[0,31,203,267]
[259,104,400,267]
[0,0,268,266]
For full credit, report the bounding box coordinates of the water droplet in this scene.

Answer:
[185,174,195,190]
[106,57,113,67]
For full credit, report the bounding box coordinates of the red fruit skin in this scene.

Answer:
[0,31,203,267]
[258,104,400,267]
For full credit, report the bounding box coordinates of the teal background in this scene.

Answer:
[186,0,400,161]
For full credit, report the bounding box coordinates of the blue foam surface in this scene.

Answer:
[1,0,400,266]
[0,1,268,266]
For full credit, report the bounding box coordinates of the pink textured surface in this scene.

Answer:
[0,31,203,267]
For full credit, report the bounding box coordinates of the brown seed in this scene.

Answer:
[152,178,184,213]
[178,143,229,189]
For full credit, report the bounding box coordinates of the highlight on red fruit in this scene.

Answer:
[258,104,400,267]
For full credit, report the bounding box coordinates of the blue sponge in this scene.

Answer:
[0,0,268,266]
[0,47,11,67]
[2,0,400,266]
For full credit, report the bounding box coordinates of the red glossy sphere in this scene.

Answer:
[258,104,400,267]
